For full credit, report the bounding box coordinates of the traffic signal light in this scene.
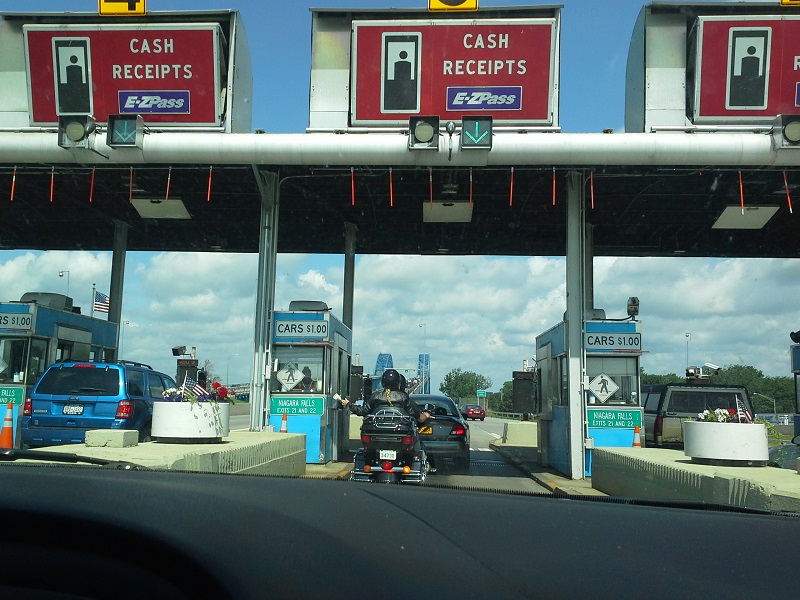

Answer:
[460,116,493,150]
[107,114,144,148]
[408,116,440,150]
[58,115,96,148]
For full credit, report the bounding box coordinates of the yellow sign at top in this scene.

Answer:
[780,0,800,5]
[99,0,147,16]
[429,0,479,12]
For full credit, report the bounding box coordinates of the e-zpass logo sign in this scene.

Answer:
[118,90,190,114]
[447,86,522,111]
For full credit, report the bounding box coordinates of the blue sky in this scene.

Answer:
[1,0,795,392]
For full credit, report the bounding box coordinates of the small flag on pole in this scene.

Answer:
[182,375,207,397]
[736,397,754,423]
[93,291,110,313]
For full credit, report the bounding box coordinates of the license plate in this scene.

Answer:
[62,404,84,415]
[379,450,396,460]
[418,425,432,435]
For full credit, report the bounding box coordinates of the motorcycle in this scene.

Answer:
[351,406,427,484]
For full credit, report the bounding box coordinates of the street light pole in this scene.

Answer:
[119,320,130,358]
[685,332,690,370]
[419,323,427,393]
[753,392,777,417]
[59,270,70,296]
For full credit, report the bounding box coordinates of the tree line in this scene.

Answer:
[439,364,796,414]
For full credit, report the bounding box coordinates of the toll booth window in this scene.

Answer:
[586,356,638,405]
[271,347,323,393]
[0,338,28,383]
[28,338,48,383]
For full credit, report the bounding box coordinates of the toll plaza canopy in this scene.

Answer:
[0,2,798,259]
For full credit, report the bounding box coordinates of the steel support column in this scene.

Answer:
[109,219,129,358]
[565,171,587,479]
[250,169,279,432]
[343,222,357,330]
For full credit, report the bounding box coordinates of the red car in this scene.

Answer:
[459,404,485,421]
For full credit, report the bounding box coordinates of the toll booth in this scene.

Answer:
[0,292,117,447]
[536,315,643,477]
[268,301,352,464]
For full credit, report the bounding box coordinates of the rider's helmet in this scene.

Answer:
[398,373,407,392]
[381,368,401,391]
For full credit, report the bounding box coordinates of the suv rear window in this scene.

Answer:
[35,366,120,396]
[668,389,745,414]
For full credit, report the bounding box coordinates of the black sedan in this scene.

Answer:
[412,394,470,469]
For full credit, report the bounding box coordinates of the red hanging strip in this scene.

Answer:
[738,171,745,215]
[429,167,433,204]
[206,166,213,202]
[784,171,794,214]
[590,171,595,209]
[129,166,133,203]
[89,167,95,203]
[469,167,473,206]
[350,167,355,206]
[552,167,556,206]
[509,167,514,207]
[165,166,172,202]
[49,166,54,203]
[389,167,394,207]
[10,166,16,202]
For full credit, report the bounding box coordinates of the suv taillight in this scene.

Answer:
[23,397,32,417]
[654,415,663,444]
[115,399,134,419]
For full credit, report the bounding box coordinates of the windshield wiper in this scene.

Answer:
[0,449,147,470]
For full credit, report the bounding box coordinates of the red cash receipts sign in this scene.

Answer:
[351,19,558,126]
[24,24,221,126]
[695,16,800,122]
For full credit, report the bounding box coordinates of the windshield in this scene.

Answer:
[1,1,799,597]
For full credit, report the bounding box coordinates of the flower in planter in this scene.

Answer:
[697,408,737,423]
[160,377,234,404]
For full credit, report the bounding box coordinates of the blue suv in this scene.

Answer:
[22,360,177,448]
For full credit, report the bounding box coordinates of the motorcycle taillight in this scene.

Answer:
[381,461,394,472]
[361,433,371,445]
[402,435,413,445]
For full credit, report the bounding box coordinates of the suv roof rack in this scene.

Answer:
[115,360,153,370]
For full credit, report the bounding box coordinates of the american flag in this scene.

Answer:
[93,291,110,313]
[182,375,207,397]
[736,396,754,423]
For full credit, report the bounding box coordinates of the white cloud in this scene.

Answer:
[0,250,796,392]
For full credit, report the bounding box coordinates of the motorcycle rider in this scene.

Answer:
[338,368,431,424]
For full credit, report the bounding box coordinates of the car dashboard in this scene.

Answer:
[1,463,798,599]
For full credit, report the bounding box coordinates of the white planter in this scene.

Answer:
[151,401,230,443]
[682,420,768,466]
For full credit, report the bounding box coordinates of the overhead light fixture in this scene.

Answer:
[130,197,191,219]
[711,205,779,229]
[408,116,440,150]
[58,115,96,148]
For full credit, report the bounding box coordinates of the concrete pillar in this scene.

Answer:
[109,220,129,358]
[343,222,357,329]
[250,169,279,432]
[565,171,586,479]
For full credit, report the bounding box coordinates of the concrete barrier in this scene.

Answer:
[592,447,800,512]
[502,420,539,446]
[27,431,307,476]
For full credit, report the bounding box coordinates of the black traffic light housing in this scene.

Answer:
[58,115,96,148]
[408,116,440,150]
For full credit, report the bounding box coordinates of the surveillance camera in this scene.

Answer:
[791,331,800,344]
[446,121,456,135]
[172,345,186,357]
[703,362,721,372]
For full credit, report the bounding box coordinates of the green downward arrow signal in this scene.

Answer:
[115,121,136,143]
[465,122,488,144]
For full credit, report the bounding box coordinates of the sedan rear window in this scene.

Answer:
[35,366,120,396]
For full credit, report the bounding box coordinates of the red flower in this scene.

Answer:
[212,381,221,390]
[218,387,228,399]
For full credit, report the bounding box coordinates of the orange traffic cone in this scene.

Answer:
[279,412,288,433]
[0,402,14,449]
[633,425,642,448]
